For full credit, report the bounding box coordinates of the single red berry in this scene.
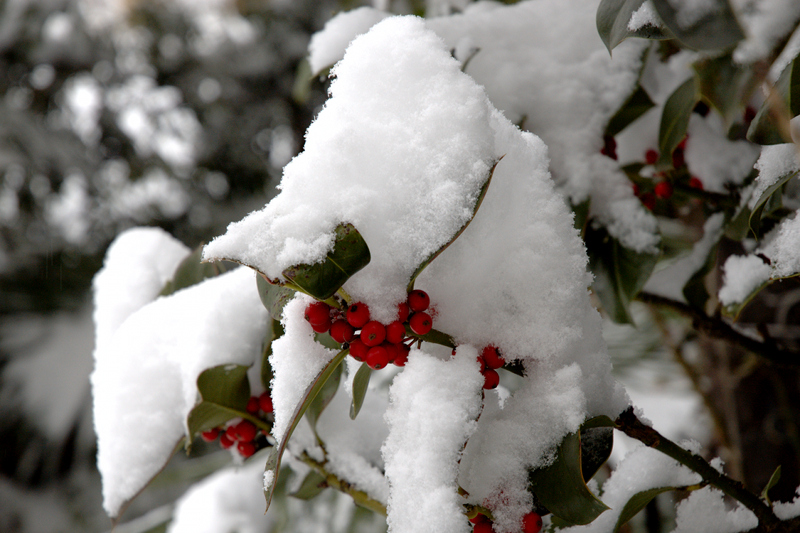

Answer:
[522,512,543,533]
[654,181,673,199]
[246,396,259,415]
[304,301,331,326]
[386,321,406,344]
[366,346,390,370]
[330,319,355,343]
[237,441,256,458]
[483,369,500,390]
[409,312,432,335]
[347,302,371,328]
[677,135,688,150]
[473,522,493,533]
[219,432,234,449]
[394,344,410,367]
[382,341,399,363]
[201,427,220,442]
[259,391,273,413]
[225,425,239,442]
[481,345,505,370]
[407,289,430,312]
[645,149,658,165]
[469,513,489,524]
[689,176,703,190]
[235,420,257,442]
[600,135,617,160]
[361,321,386,347]
[632,182,640,196]
[672,147,685,168]
[397,302,410,323]
[349,339,369,361]
[640,192,656,211]
[310,317,331,333]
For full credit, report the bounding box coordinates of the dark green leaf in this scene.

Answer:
[405,325,457,349]
[586,225,660,324]
[264,348,349,513]
[693,54,755,123]
[749,171,798,237]
[606,84,656,137]
[407,158,499,291]
[290,470,328,500]
[761,465,781,505]
[186,364,252,446]
[614,486,680,532]
[597,0,672,53]
[257,274,296,318]
[725,203,752,241]
[650,0,744,51]
[580,427,614,483]
[261,319,283,390]
[747,57,800,145]
[305,358,343,430]
[350,363,372,420]
[657,77,698,170]
[282,223,370,301]
[529,431,609,526]
[160,245,229,297]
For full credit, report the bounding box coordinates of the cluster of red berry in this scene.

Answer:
[304,290,435,371]
[200,391,273,458]
[633,138,703,211]
[477,345,505,390]
[470,511,542,533]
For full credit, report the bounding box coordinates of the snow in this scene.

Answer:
[774,489,800,520]
[732,0,800,65]
[671,486,758,533]
[91,265,267,517]
[307,7,390,75]
[718,254,772,306]
[668,0,721,29]
[771,214,800,277]
[628,1,661,31]
[751,144,800,208]
[381,347,483,533]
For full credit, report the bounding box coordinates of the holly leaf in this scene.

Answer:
[580,416,615,482]
[261,319,283,390]
[693,53,754,123]
[748,56,800,145]
[263,348,349,513]
[614,484,702,532]
[407,158,499,291]
[761,465,781,506]
[290,470,328,500]
[586,225,659,324]
[282,223,371,301]
[160,245,230,297]
[606,84,656,137]
[749,171,798,237]
[350,363,372,420]
[650,0,744,51]
[529,430,609,526]
[405,325,457,349]
[305,358,343,430]
[597,0,672,53]
[257,274,296,318]
[657,77,698,170]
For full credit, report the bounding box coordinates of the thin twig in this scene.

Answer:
[299,452,387,515]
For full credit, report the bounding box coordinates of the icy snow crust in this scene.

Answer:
[92,261,267,517]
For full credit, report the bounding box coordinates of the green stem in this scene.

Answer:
[299,452,387,516]
[615,407,779,529]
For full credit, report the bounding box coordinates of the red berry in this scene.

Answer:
[469,513,489,524]
[201,427,220,442]
[311,320,331,333]
[360,321,386,346]
[407,289,430,312]
[483,369,500,390]
[632,183,640,196]
[330,319,355,343]
[235,420,257,442]
[645,149,658,165]
[672,148,685,168]
[225,425,239,442]
[654,181,673,199]
[409,312,432,335]
[394,344,410,367]
[386,321,406,344]
[600,135,617,160]
[237,441,256,458]
[397,302,410,323]
[640,192,656,211]
[349,339,369,361]
[382,341,399,363]
[304,301,331,326]
[689,176,703,190]
[366,346,390,370]
[346,302,371,328]
[259,392,273,414]
[473,522,493,533]
[677,135,688,150]
[246,396,259,415]
[481,345,505,370]
[522,512,543,533]
[219,433,235,449]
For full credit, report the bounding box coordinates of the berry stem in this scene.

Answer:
[299,451,387,516]
[336,287,353,306]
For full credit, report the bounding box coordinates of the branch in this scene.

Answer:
[299,452,387,516]
[637,292,800,367]
[615,407,780,530]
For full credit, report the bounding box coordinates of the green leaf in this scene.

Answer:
[290,470,328,500]
[657,77,698,170]
[257,274,296,318]
[261,319,283,390]
[305,358,343,430]
[693,53,754,123]
[580,416,615,482]
[264,348,349,513]
[407,158,499,292]
[186,364,252,447]
[160,245,229,297]
[405,325,457,349]
[585,225,660,324]
[572,199,591,237]
[721,277,771,320]
[606,84,656,137]
[725,203,752,241]
[747,56,800,145]
[650,0,744,51]
[761,465,781,505]
[749,171,798,237]
[282,223,371,301]
[350,363,372,420]
[614,486,684,532]
[529,431,609,526]
[597,0,672,53]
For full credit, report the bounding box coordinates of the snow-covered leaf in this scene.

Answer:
[260,319,282,390]
[305,357,343,430]
[580,418,615,483]
[606,83,656,137]
[281,222,371,301]
[748,56,800,145]
[657,77,698,170]
[749,171,798,237]
[349,362,372,420]
[650,0,744,51]
[160,244,230,297]
[613,485,697,532]
[597,0,671,53]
